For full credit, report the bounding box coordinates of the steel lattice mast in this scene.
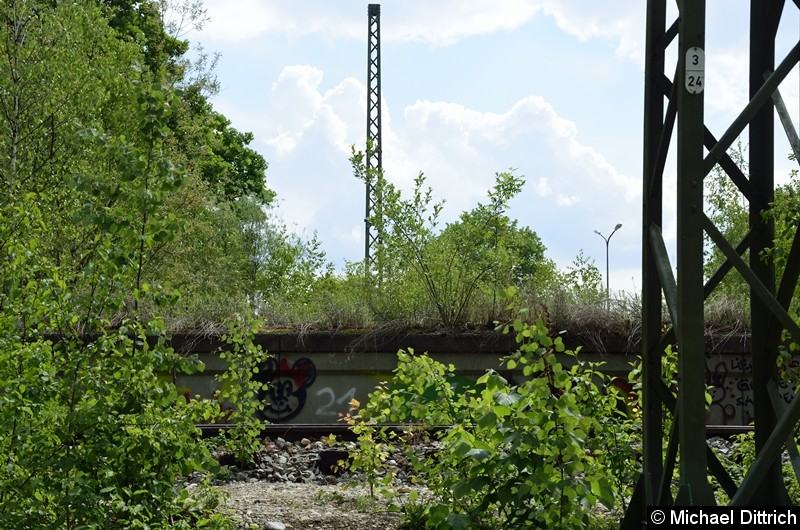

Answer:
[365,4,382,266]
[625,1,800,523]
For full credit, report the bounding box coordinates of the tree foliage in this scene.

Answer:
[0,136,231,530]
[763,167,800,318]
[351,147,556,328]
[0,0,308,526]
[0,0,326,327]
[346,306,627,529]
[704,142,750,309]
[704,141,800,326]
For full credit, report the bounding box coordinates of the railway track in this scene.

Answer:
[199,422,754,442]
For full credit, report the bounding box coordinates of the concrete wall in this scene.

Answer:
[168,332,783,426]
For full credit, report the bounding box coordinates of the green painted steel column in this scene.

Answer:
[748,1,786,506]
[641,0,666,509]
[675,0,715,505]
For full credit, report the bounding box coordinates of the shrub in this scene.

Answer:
[351,146,555,329]
[213,313,269,467]
[0,310,230,528]
[348,305,629,529]
[0,142,234,529]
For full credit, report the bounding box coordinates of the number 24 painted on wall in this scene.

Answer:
[315,387,356,418]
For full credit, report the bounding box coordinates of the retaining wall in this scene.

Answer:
[168,331,791,426]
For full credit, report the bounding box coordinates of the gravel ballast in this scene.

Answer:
[205,436,425,529]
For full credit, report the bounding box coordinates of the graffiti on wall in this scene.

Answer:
[705,355,797,425]
[315,386,357,419]
[257,357,317,422]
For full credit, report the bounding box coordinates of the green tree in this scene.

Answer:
[74,80,186,319]
[438,172,552,321]
[704,141,750,310]
[0,3,248,526]
[1,0,93,190]
[561,250,604,304]
[143,186,329,327]
[763,169,800,318]
[0,130,232,530]
[701,141,800,326]
[246,208,329,308]
[352,147,553,328]
[0,0,153,302]
[101,0,194,79]
[196,108,273,204]
[0,0,333,329]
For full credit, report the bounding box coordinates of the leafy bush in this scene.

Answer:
[712,430,800,505]
[339,399,398,500]
[0,210,230,528]
[704,142,750,311]
[213,313,270,467]
[347,303,631,529]
[351,147,556,329]
[0,66,237,527]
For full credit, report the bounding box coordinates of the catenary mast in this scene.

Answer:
[364,4,382,266]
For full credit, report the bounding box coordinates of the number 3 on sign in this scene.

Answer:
[685,47,705,94]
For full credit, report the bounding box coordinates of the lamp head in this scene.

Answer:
[615,223,622,230]
[593,229,601,236]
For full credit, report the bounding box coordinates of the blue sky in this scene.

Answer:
[185,1,800,295]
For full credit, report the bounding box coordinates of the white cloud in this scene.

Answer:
[705,51,750,117]
[555,193,579,207]
[348,226,362,244]
[535,177,550,197]
[537,0,647,64]
[197,0,280,43]
[195,0,643,59]
[186,2,794,293]
[267,193,317,233]
[235,63,641,270]
[264,132,296,157]
[197,0,364,43]
[383,0,543,47]
[263,65,366,159]
[197,0,541,46]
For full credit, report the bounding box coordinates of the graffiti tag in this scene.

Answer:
[257,357,317,423]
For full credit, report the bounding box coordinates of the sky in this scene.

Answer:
[183,1,800,295]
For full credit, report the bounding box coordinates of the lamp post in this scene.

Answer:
[594,223,622,307]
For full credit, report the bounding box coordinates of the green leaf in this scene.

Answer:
[452,479,470,499]
[465,448,491,461]
[494,391,520,406]
[477,411,498,429]
[445,513,472,530]
[451,440,471,458]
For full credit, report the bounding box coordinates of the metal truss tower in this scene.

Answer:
[626,1,800,523]
[365,4,382,266]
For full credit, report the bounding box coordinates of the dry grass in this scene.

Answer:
[156,281,755,352]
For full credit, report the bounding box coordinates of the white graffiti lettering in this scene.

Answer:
[315,387,357,417]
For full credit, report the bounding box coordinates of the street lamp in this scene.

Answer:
[594,223,622,306]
